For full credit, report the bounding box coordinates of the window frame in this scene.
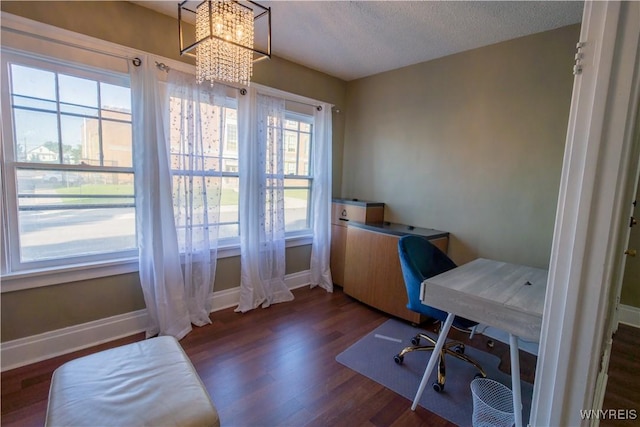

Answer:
[282,110,314,236]
[1,50,138,274]
[168,93,242,247]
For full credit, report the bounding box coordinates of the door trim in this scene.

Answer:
[530,1,640,426]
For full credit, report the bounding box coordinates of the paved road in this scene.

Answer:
[18,204,309,262]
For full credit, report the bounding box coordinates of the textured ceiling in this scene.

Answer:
[132,1,584,81]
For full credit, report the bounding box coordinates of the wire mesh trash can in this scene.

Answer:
[470,378,515,427]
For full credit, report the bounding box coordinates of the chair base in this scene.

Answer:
[394,332,486,392]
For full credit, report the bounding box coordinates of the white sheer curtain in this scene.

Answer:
[131,60,192,339]
[236,89,294,312]
[166,69,225,326]
[309,103,333,292]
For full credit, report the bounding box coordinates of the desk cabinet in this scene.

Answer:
[330,199,384,286]
[343,222,449,323]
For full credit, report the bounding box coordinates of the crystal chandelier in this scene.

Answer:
[179,1,271,86]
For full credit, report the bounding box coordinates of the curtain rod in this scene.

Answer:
[154,61,338,112]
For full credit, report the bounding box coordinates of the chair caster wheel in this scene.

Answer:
[394,354,404,365]
[432,382,444,392]
[411,336,420,346]
[454,344,465,354]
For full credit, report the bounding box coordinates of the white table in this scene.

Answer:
[413,258,548,427]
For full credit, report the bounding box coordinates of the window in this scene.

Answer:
[1,53,136,272]
[168,96,240,243]
[168,94,314,245]
[283,113,313,233]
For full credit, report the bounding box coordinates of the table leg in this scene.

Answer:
[509,334,523,427]
[411,312,455,411]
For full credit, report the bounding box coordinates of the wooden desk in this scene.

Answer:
[415,258,548,427]
[343,222,449,323]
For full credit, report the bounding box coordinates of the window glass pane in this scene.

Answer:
[13,95,57,112]
[204,154,222,172]
[17,169,134,200]
[285,162,296,175]
[218,224,239,239]
[220,176,239,237]
[10,64,56,100]
[285,130,297,153]
[224,113,238,155]
[61,115,99,165]
[300,122,311,133]
[102,120,133,167]
[60,104,99,117]
[14,109,59,163]
[284,186,309,231]
[171,153,223,172]
[17,206,136,262]
[222,157,238,174]
[59,74,98,109]
[284,119,298,130]
[298,133,311,175]
[16,169,135,263]
[100,82,131,113]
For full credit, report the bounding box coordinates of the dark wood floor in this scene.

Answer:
[601,323,640,427]
[0,286,632,426]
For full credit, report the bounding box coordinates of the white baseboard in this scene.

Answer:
[1,270,311,372]
[618,304,640,328]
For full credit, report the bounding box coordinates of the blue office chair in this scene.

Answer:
[395,235,486,392]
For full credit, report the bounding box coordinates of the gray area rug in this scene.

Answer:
[336,319,533,426]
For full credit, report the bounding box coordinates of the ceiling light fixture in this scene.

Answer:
[179,0,271,86]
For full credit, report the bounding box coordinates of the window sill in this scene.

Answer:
[0,234,314,293]
[1,258,140,293]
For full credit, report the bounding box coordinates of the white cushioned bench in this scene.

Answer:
[45,336,220,427]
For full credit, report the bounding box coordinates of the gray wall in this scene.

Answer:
[342,24,580,268]
[0,1,344,341]
[621,177,640,308]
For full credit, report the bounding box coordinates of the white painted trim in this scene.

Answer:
[0,270,312,372]
[618,304,640,328]
[206,269,312,312]
[531,2,640,426]
[0,258,140,293]
[0,309,149,372]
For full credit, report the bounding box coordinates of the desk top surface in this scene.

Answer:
[421,258,548,341]
[347,221,449,240]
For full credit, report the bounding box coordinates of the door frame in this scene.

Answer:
[530,1,640,426]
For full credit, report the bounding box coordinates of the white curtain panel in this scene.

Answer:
[309,103,333,292]
[130,60,192,340]
[166,70,224,327]
[236,89,294,312]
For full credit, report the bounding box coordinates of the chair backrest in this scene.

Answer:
[398,235,457,317]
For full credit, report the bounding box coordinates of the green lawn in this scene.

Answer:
[56,184,308,205]
[56,184,133,196]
